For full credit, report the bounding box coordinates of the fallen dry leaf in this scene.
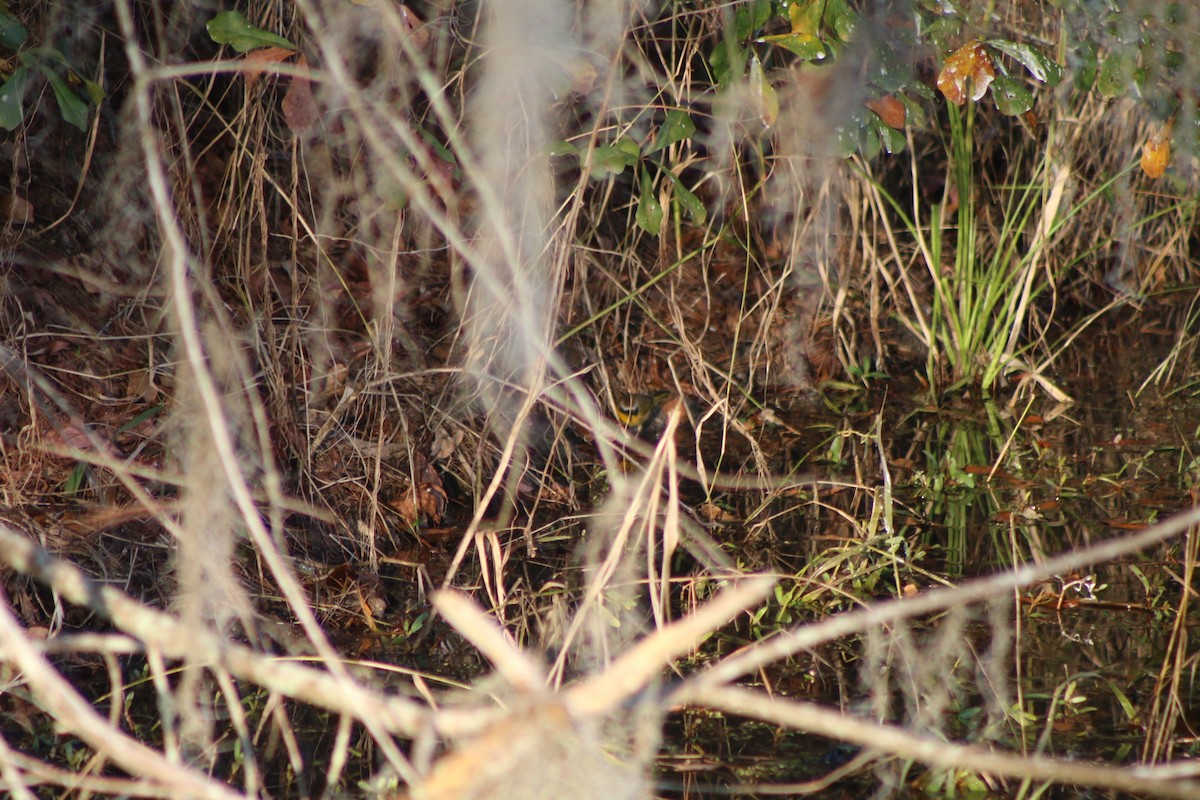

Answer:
[125,368,159,403]
[431,428,465,460]
[387,454,448,526]
[282,55,318,133]
[55,423,93,451]
[243,46,298,89]
[400,5,431,52]
[0,192,34,225]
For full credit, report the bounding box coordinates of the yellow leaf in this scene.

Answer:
[1140,119,1174,179]
[788,0,823,37]
[937,41,995,105]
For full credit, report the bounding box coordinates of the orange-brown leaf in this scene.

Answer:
[937,41,995,105]
[243,46,298,89]
[866,95,906,129]
[1140,120,1174,179]
[400,5,431,52]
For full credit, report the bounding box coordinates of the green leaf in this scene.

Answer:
[64,462,86,495]
[918,0,967,14]
[870,43,912,92]
[734,0,773,40]
[1162,47,1185,75]
[872,117,906,154]
[1072,39,1098,92]
[0,9,27,49]
[546,139,578,158]
[987,40,1064,86]
[647,108,695,154]
[418,126,457,167]
[590,140,639,178]
[38,67,88,130]
[710,38,746,88]
[899,93,927,127]
[832,119,859,159]
[665,171,706,224]
[674,183,706,225]
[1097,48,1136,99]
[636,168,663,236]
[749,54,778,127]
[82,77,105,105]
[758,32,827,61]
[616,138,641,158]
[206,10,295,53]
[826,0,857,41]
[920,15,962,56]
[859,119,881,160]
[908,80,936,101]
[0,64,28,129]
[989,74,1033,115]
[23,45,68,65]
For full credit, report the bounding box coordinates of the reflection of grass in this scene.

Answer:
[908,404,1010,574]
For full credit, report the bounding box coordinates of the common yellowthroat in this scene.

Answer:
[613,391,672,429]
[612,390,694,443]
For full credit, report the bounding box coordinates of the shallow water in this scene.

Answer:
[651,327,1200,798]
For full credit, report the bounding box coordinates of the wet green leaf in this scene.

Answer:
[918,0,967,14]
[899,93,928,127]
[735,0,773,40]
[675,183,705,224]
[636,168,662,236]
[1097,48,1136,99]
[871,44,912,92]
[908,80,936,101]
[0,9,26,49]
[206,10,295,53]
[665,171,706,224]
[826,0,857,41]
[859,119,881,160]
[0,64,28,129]
[648,108,695,154]
[758,32,827,61]
[921,15,962,56]
[989,74,1033,115]
[987,39,1064,86]
[832,120,859,159]
[872,117,907,154]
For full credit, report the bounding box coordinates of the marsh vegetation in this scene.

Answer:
[2,1,1200,798]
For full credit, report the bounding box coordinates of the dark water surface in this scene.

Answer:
[657,328,1200,798]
